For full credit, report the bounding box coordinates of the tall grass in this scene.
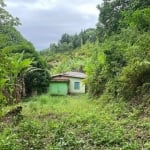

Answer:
[22,94,91,115]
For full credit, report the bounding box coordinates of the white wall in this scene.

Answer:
[69,77,85,94]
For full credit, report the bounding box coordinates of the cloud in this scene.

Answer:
[5,0,102,50]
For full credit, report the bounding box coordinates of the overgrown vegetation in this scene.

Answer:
[86,0,150,102]
[41,0,150,103]
[0,0,150,149]
[0,95,150,149]
[0,0,49,106]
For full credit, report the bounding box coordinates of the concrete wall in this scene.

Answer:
[69,77,85,94]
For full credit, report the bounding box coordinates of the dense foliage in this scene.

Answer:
[96,0,150,40]
[86,0,150,102]
[0,0,49,106]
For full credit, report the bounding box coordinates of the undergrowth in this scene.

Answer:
[0,94,150,149]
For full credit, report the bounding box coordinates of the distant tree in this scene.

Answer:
[0,0,20,26]
[60,33,71,44]
[72,34,81,49]
[84,28,97,42]
[44,28,97,54]
[50,43,58,53]
[57,42,73,52]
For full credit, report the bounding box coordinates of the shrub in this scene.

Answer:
[119,59,150,101]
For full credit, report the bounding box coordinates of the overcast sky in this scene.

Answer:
[5,0,102,50]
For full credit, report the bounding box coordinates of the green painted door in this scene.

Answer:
[49,82,68,95]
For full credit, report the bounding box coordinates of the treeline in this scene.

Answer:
[41,28,96,54]
[86,0,150,102]
[0,0,49,107]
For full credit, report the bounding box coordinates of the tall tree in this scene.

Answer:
[97,0,130,38]
[96,0,150,41]
[60,33,71,44]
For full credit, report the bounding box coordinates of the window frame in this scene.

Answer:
[74,82,80,90]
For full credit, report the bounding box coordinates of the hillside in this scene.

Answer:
[40,28,97,75]
[41,42,95,74]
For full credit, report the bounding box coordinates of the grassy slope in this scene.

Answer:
[43,42,94,74]
[0,94,150,149]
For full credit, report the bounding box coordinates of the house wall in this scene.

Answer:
[49,82,68,95]
[69,77,85,94]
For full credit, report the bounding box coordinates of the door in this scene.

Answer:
[50,82,68,95]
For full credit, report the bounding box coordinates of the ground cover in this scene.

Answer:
[0,94,150,149]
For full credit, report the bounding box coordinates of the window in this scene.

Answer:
[74,82,80,90]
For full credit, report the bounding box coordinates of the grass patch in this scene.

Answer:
[0,94,150,149]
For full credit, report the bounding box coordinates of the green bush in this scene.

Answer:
[119,59,150,101]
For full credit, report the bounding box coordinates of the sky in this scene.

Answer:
[5,0,102,50]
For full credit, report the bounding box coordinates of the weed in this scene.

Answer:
[0,94,149,149]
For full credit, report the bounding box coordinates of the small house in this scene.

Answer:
[49,71,86,95]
